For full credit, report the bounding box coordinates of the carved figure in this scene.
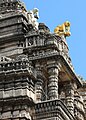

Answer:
[32,8,39,19]
[27,8,39,30]
[54,21,71,37]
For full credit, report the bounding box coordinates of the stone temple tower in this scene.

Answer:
[0,0,86,120]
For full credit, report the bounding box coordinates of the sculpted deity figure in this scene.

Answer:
[54,21,71,37]
[27,8,39,30]
[16,3,39,30]
[32,8,39,19]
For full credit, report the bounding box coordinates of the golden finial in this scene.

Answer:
[54,21,71,37]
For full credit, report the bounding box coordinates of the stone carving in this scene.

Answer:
[27,8,39,30]
[0,0,27,14]
[15,54,28,61]
[0,0,86,120]
[54,21,71,37]
[0,56,12,62]
[17,0,27,12]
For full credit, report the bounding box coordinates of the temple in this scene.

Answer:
[0,0,86,120]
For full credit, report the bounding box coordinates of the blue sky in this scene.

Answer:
[23,0,86,80]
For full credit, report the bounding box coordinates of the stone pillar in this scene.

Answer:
[65,82,74,115]
[35,64,43,102]
[47,60,59,100]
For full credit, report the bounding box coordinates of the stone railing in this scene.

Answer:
[44,34,58,47]
[34,99,75,120]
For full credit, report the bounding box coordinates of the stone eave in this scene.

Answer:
[59,55,83,88]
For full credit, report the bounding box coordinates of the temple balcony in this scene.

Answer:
[25,33,74,71]
[44,34,74,69]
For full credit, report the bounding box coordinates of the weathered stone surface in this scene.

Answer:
[0,0,85,120]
